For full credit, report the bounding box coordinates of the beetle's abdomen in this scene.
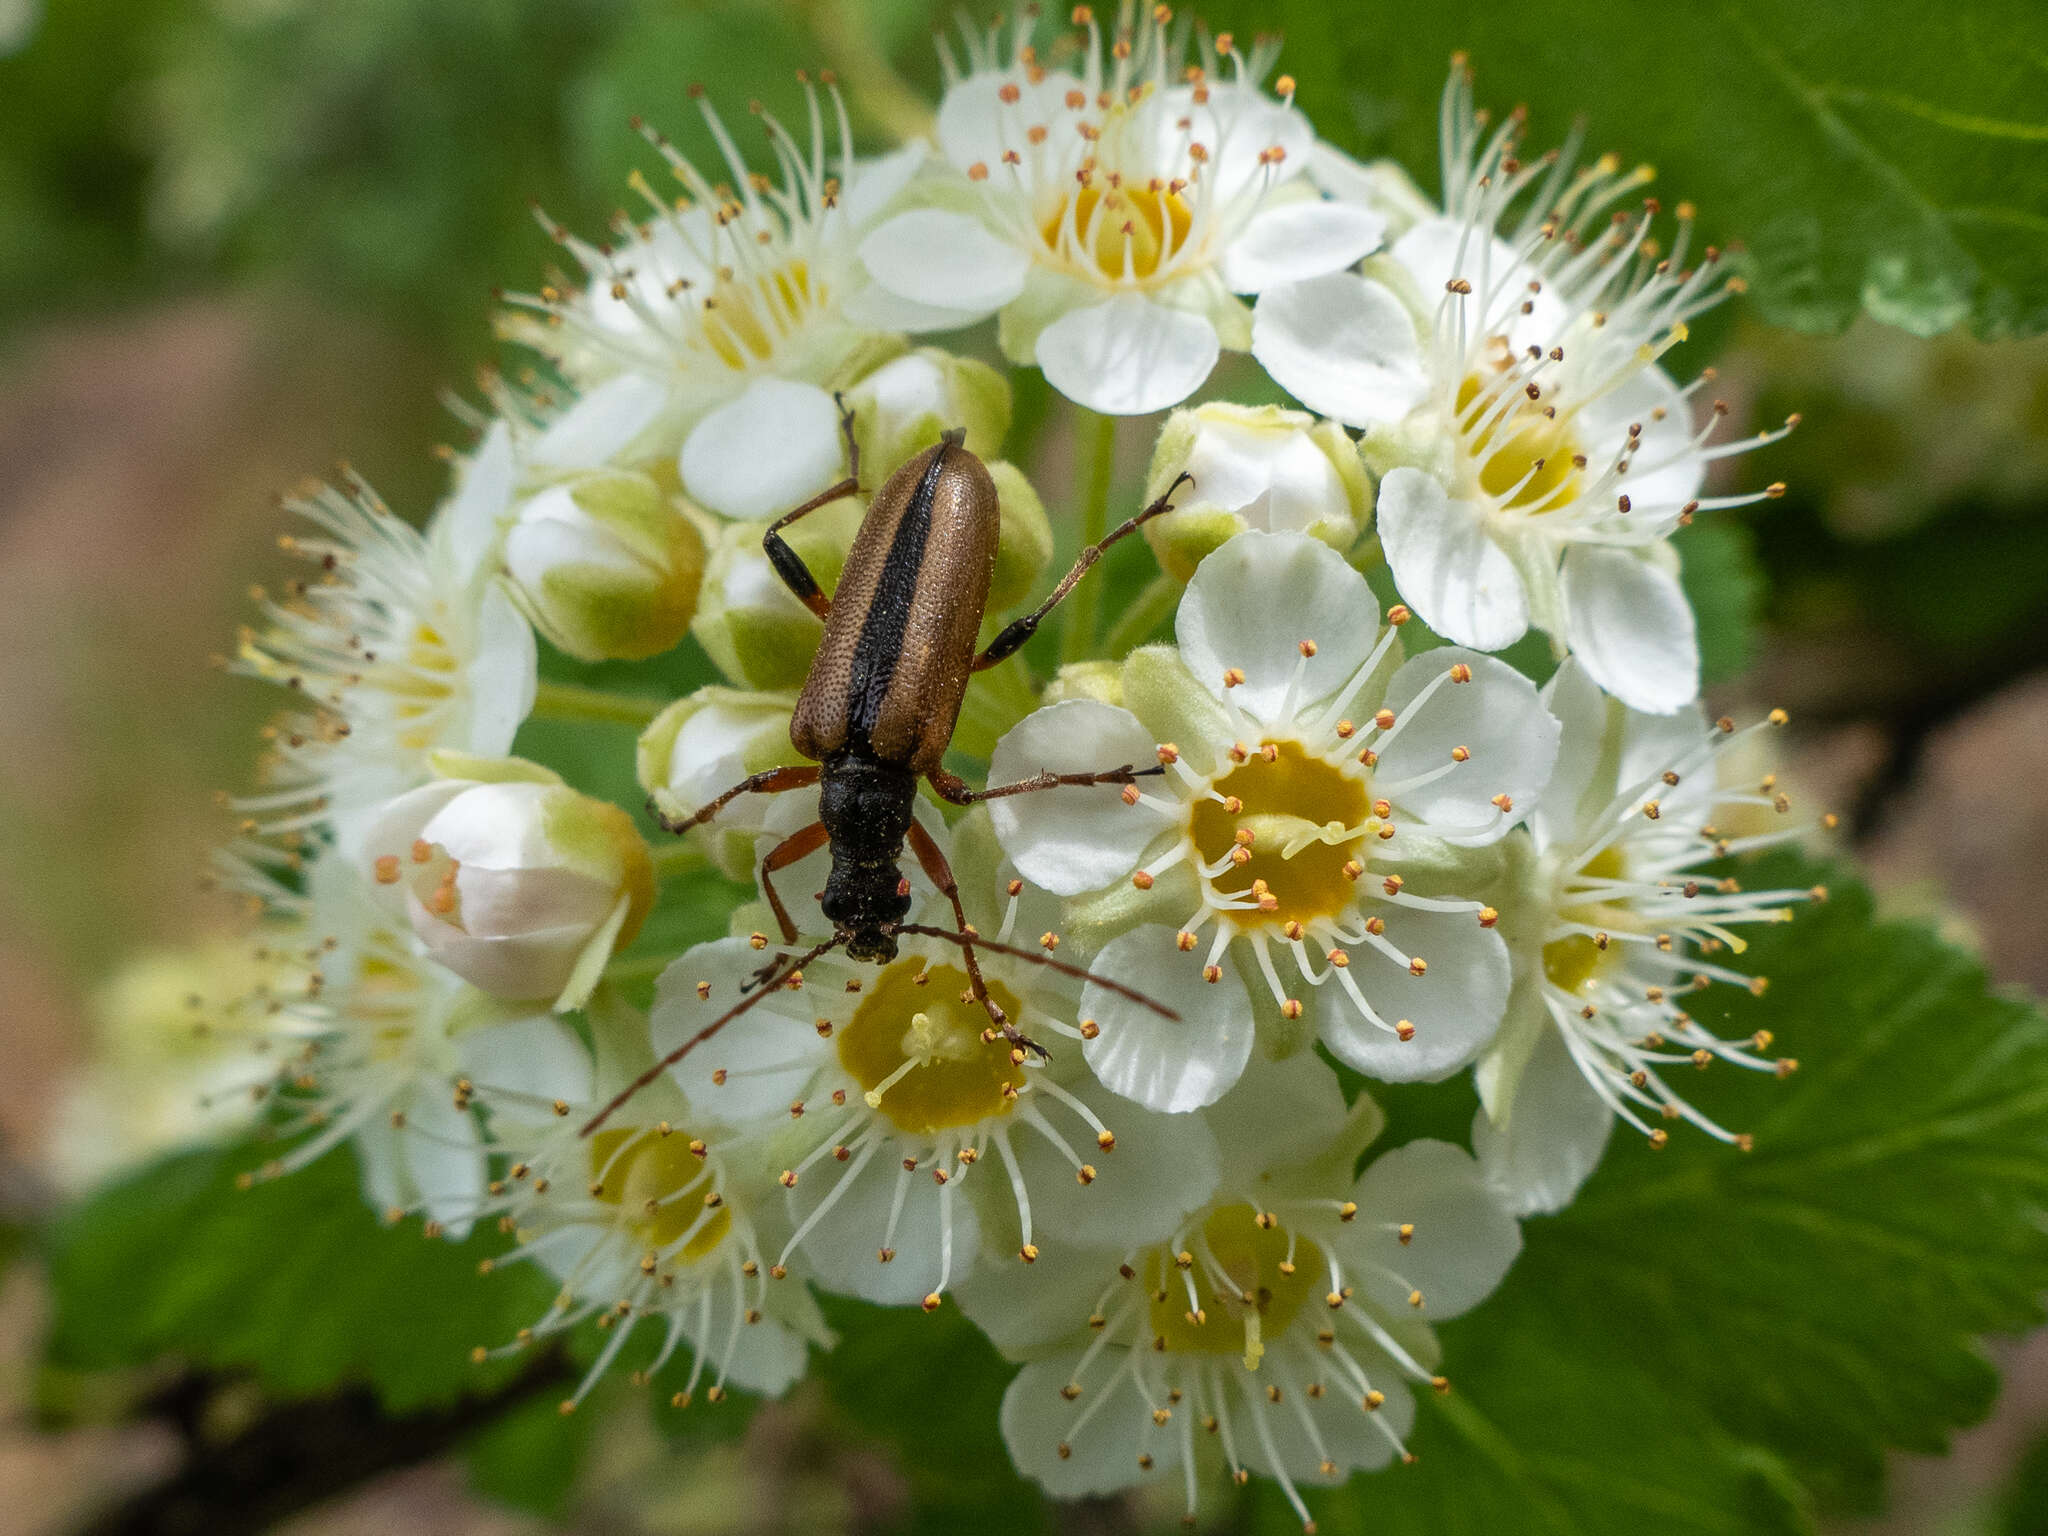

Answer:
[791,441,999,773]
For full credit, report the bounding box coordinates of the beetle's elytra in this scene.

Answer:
[585,404,1186,1137]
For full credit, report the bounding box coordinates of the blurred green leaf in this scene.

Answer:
[1206,0,2048,339]
[466,1388,594,1517]
[1260,855,2048,1530]
[2000,1427,2048,1536]
[43,1142,555,1413]
[1679,518,1764,685]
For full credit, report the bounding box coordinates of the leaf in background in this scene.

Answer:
[1203,0,2048,339]
[43,1142,556,1413]
[1257,855,2048,1531]
[466,1388,594,1517]
[1679,518,1764,685]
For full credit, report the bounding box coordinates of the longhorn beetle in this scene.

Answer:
[582,405,1188,1138]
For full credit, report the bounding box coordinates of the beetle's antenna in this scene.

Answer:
[579,935,845,1138]
[892,924,1180,1021]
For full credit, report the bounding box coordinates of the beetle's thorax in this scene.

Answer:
[816,748,917,963]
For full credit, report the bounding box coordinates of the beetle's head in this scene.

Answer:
[841,924,900,965]
[821,858,912,964]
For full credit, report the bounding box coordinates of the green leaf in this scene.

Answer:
[1679,518,1765,685]
[1211,0,2048,338]
[42,1142,556,1413]
[1264,855,2048,1531]
[466,1389,593,1517]
[2000,1428,2048,1536]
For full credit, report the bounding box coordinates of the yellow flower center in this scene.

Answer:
[392,620,459,748]
[1043,184,1194,282]
[1188,740,1371,931]
[1454,371,1584,512]
[588,1126,731,1260]
[701,260,816,370]
[836,961,1024,1136]
[1145,1204,1321,1367]
[1542,845,1632,994]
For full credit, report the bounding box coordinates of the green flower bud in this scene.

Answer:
[638,687,803,879]
[1040,660,1124,707]
[846,347,1012,473]
[690,492,864,690]
[502,471,704,661]
[986,459,1054,613]
[1142,402,1369,581]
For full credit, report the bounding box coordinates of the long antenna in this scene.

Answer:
[894,924,1180,1020]
[579,935,844,1137]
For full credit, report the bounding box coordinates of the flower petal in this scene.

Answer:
[1376,467,1531,651]
[679,377,846,521]
[652,938,832,1123]
[433,422,515,580]
[457,1011,594,1110]
[1175,530,1380,720]
[1531,658,1612,852]
[1560,544,1699,714]
[1391,218,1568,355]
[528,372,669,472]
[1034,296,1219,416]
[859,208,1029,313]
[1472,1022,1614,1217]
[988,701,1175,896]
[1346,1137,1521,1320]
[1001,1353,1169,1498]
[401,1089,487,1240]
[789,1147,983,1306]
[1013,1076,1221,1250]
[1081,926,1253,1111]
[1251,273,1426,427]
[836,143,929,230]
[461,582,539,757]
[1316,906,1510,1083]
[957,1242,1121,1357]
[1374,647,1558,843]
[1220,200,1386,293]
[1201,1046,1356,1177]
[1574,363,1704,512]
[937,68,1087,174]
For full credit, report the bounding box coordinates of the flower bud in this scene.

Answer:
[638,687,802,879]
[1040,660,1124,708]
[501,470,705,661]
[361,757,654,1011]
[985,459,1054,612]
[691,492,866,690]
[846,348,1011,476]
[1142,403,1368,581]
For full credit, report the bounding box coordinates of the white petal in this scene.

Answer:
[1376,467,1531,651]
[1220,200,1386,293]
[704,1305,812,1397]
[1473,1023,1614,1217]
[652,938,830,1123]
[461,582,538,755]
[987,701,1174,896]
[937,68,1087,174]
[1531,658,1613,852]
[1575,363,1704,511]
[528,372,669,472]
[1560,545,1699,714]
[1201,1047,1354,1177]
[838,280,987,334]
[1241,1354,1410,1481]
[1346,1138,1521,1320]
[956,1242,1121,1358]
[1391,218,1568,356]
[790,1149,982,1305]
[1001,1353,1168,1499]
[434,422,516,580]
[1175,530,1380,719]
[859,209,1029,312]
[1081,926,1252,1112]
[1014,1077,1221,1249]
[1316,906,1510,1083]
[836,143,929,230]
[1034,296,1219,416]
[402,1089,487,1239]
[457,1011,594,1109]
[1160,83,1311,203]
[679,377,845,521]
[1374,647,1558,842]
[1251,273,1426,427]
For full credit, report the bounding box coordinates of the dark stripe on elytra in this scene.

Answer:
[845,445,949,747]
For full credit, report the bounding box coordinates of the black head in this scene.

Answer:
[821,857,912,964]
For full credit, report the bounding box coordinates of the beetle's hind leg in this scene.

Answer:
[904,820,1049,1061]
[759,403,864,621]
[971,471,1194,670]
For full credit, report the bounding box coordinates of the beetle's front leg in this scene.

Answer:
[904,819,1048,1061]
[652,763,821,834]
[760,404,864,622]
[744,819,832,990]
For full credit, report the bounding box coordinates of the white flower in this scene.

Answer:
[473,993,830,1412]
[502,83,925,516]
[857,8,1384,414]
[1142,400,1369,579]
[965,1053,1521,1528]
[501,469,706,662]
[1473,661,1819,1215]
[650,813,1222,1309]
[1250,66,1795,712]
[843,345,1013,473]
[990,531,1557,1097]
[361,758,655,1012]
[227,448,536,852]
[214,849,589,1239]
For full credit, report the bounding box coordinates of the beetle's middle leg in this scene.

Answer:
[904,819,1048,1061]
[744,819,833,989]
[926,764,1166,806]
[972,471,1193,670]
[652,763,820,834]
[759,399,865,620]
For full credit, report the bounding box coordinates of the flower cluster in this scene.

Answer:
[175,8,1828,1525]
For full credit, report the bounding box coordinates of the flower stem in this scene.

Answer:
[529,680,666,728]
[1100,572,1180,658]
[647,840,709,881]
[1060,407,1119,666]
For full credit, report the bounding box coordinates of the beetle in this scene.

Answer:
[582,404,1186,1137]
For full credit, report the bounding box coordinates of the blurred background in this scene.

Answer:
[1,1,2045,1532]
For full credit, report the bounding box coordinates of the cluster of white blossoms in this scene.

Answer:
[168,5,1838,1525]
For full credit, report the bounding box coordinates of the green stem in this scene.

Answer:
[529,680,666,729]
[1060,407,1119,666]
[647,840,710,881]
[1100,572,1180,658]
[602,953,675,986]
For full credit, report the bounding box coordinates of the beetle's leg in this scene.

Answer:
[761,406,863,621]
[745,819,833,989]
[927,763,1165,805]
[652,763,821,835]
[904,818,1048,1061]
[972,471,1193,670]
